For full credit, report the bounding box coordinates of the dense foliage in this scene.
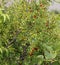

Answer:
[0,0,60,65]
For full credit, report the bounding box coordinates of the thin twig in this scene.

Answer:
[6,29,20,48]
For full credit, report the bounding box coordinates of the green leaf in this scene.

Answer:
[1,14,6,22]
[43,44,53,52]
[0,48,2,53]
[44,50,57,60]
[6,14,10,20]
[37,55,44,65]
[37,55,44,59]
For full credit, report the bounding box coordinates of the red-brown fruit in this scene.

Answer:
[33,15,37,18]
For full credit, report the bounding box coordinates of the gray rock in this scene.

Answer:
[48,0,60,13]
